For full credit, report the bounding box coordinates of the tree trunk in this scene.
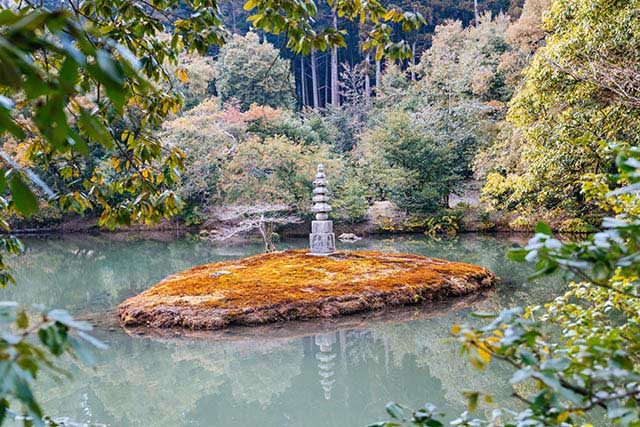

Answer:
[410,41,416,81]
[300,55,307,107]
[325,51,329,107]
[229,2,237,32]
[375,59,381,94]
[474,0,479,26]
[258,215,276,253]
[331,10,340,108]
[364,52,371,100]
[311,48,319,109]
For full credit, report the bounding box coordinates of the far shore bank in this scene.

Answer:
[4,212,595,238]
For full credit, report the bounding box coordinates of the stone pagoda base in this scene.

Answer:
[310,220,335,255]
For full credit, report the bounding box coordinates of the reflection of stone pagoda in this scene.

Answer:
[310,164,336,255]
[314,333,337,400]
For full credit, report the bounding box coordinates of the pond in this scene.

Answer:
[4,232,561,427]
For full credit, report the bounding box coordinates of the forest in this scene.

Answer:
[0,0,639,426]
[2,0,615,238]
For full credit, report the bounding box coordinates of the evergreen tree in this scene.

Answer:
[214,33,295,110]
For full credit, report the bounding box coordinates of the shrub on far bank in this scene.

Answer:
[219,135,337,213]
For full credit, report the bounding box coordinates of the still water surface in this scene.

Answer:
[4,233,561,427]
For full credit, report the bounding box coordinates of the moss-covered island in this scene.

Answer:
[118,250,496,329]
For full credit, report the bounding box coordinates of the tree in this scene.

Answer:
[160,98,232,216]
[373,61,411,110]
[214,32,295,110]
[496,0,551,93]
[414,13,512,103]
[368,17,506,200]
[219,135,336,212]
[330,8,340,107]
[300,55,308,106]
[204,204,302,251]
[0,3,214,421]
[161,100,330,222]
[359,110,463,212]
[375,146,640,427]
[311,48,320,108]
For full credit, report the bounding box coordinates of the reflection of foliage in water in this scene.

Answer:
[372,315,515,415]
[39,335,303,426]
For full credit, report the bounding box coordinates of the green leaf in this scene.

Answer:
[16,309,28,329]
[0,169,6,193]
[0,398,8,425]
[0,107,25,139]
[535,221,552,235]
[9,174,38,217]
[13,376,43,423]
[78,109,114,149]
[38,326,62,355]
[77,330,107,350]
[541,357,570,372]
[69,336,96,366]
[95,49,124,85]
[510,367,533,384]
[385,402,405,420]
[0,54,22,86]
[47,309,92,331]
[59,57,79,89]
[470,311,498,319]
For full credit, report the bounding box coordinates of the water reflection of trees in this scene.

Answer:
[37,313,523,426]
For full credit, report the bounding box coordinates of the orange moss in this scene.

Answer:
[119,250,496,329]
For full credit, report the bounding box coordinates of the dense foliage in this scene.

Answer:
[374,148,640,426]
[0,4,201,421]
[372,1,640,426]
[160,11,527,225]
[479,0,640,223]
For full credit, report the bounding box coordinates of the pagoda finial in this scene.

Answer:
[310,163,336,254]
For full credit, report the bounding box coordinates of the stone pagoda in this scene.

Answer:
[310,164,336,255]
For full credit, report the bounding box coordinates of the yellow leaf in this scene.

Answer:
[451,324,461,335]
[477,346,491,364]
[243,0,258,11]
[470,357,484,370]
[375,47,383,62]
[558,412,570,423]
[175,68,189,83]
